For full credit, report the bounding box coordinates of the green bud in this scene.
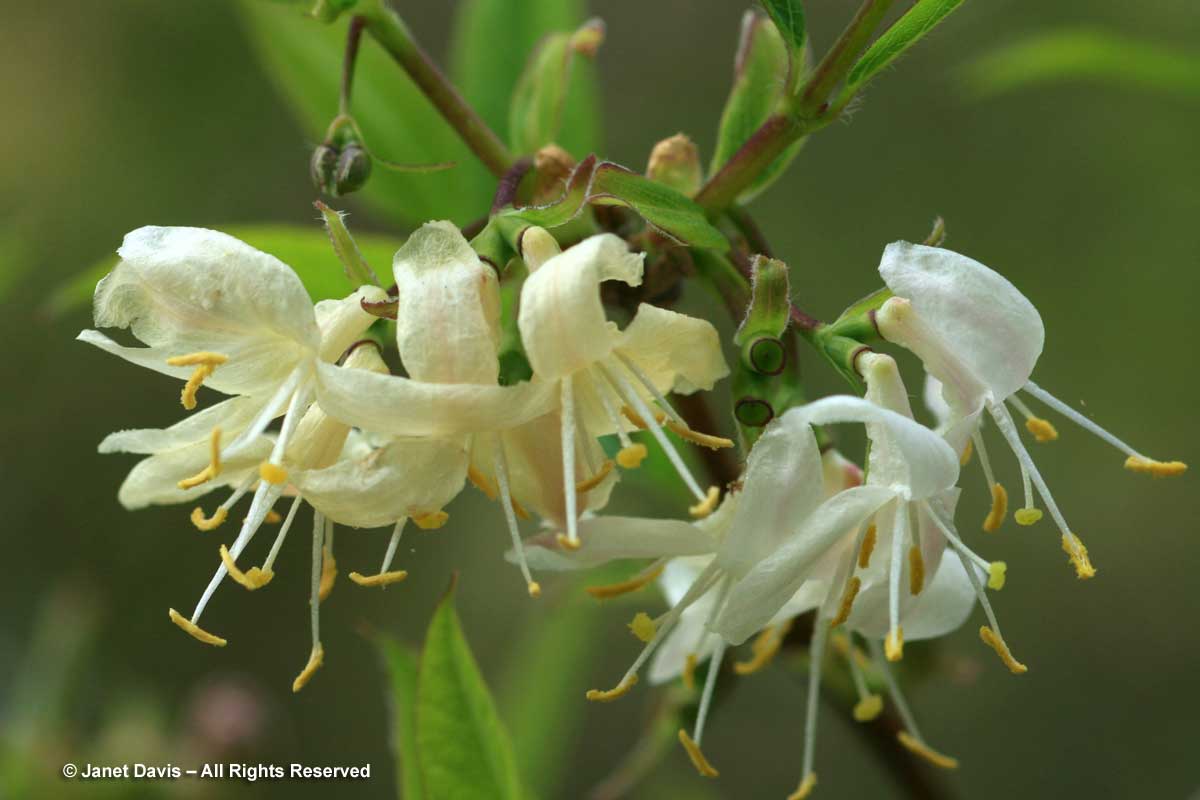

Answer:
[310,144,340,196]
[646,134,702,196]
[333,144,372,195]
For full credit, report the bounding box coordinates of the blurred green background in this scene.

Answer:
[1,1,1197,798]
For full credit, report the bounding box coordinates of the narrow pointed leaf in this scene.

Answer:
[416,580,522,800]
[844,0,968,95]
[378,636,425,800]
[760,0,807,58]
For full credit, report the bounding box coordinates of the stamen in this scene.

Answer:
[177,428,224,490]
[219,544,274,590]
[590,368,636,451]
[1124,455,1188,478]
[682,653,698,690]
[897,731,959,769]
[798,595,831,796]
[264,509,282,524]
[617,443,648,469]
[853,694,884,722]
[467,465,498,499]
[585,675,638,702]
[858,524,877,569]
[628,612,657,643]
[988,562,1007,590]
[688,486,720,519]
[1061,533,1096,579]
[259,462,288,485]
[493,440,539,597]
[319,542,337,602]
[555,533,583,551]
[613,352,690,429]
[586,561,665,600]
[908,546,925,595]
[983,483,1008,533]
[828,577,862,629]
[734,619,793,674]
[788,773,817,800]
[1015,508,1043,526]
[349,570,408,587]
[575,459,614,492]
[621,405,663,430]
[560,377,580,547]
[413,511,449,530]
[191,506,227,531]
[292,644,324,693]
[885,628,904,662]
[980,626,1028,675]
[168,607,226,647]
[1009,395,1058,443]
[664,419,734,451]
[1024,381,1186,475]
[167,352,227,411]
[261,495,303,574]
[677,730,719,778]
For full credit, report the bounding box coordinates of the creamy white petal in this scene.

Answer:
[614,304,729,394]
[98,395,262,454]
[717,410,824,577]
[649,559,721,684]
[116,439,269,509]
[92,226,320,395]
[517,233,644,380]
[519,515,720,571]
[314,285,390,363]
[847,552,979,641]
[790,397,959,501]
[393,221,501,384]
[712,485,897,645]
[294,436,469,529]
[879,241,1043,400]
[313,362,557,436]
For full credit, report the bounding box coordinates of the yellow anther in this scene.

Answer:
[853,694,884,722]
[983,483,1008,533]
[177,467,214,491]
[467,465,498,500]
[527,581,542,598]
[555,532,583,550]
[959,438,974,466]
[858,524,877,569]
[677,729,719,778]
[585,674,638,702]
[682,653,698,691]
[219,545,274,590]
[664,419,734,451]
[688,486,720,519]
[168,608,226,647]
[734,620,792,675]
[575,459,614,492]
[1124,455,1188,478]
[1061,533,1096,580]
[265,509,282,524]
[908,545,925,595]
[987,562,1007,591]
[616,443,648,469]
[586,564,665,600]
[979,625,1028,674]
[259,462,288,485]
[167,352,227,411]
[348,570,408,588]
[318,546,337,602]
[292,643,324,693]
[885,627,904,662]
[628,611,656,643]
[896,731,959,770]
[413,510,449,530]
[788,772,818,800]
[828,577,862,629]
[1025,417,1059,443]
[190,506,227,532]
[1014,508,1042,526]
[621,405,665,429]
[178,427,223,490]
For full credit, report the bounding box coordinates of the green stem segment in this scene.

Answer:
[357,2,515,178]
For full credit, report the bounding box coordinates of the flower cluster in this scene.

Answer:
[84,224,1183,792]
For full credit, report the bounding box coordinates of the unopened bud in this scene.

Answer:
[646,134,702,196]
[310,144,340,196]
[531,144,577,204]
[333,144,372,196]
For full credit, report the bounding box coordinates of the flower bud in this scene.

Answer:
[646,134,702,196]
[333,144,372,196]
[310,144,340,196]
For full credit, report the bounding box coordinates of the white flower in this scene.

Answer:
[516,228,732,548]
[875,241,1186,578]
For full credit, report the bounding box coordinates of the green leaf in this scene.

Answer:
[451,0,599,157]
[508,21,605,155]
[237,2,492,224]
[963,29,1200,99]
[49,225,400,317]
[494,156,727,251]
[710,12,806,203]
[760,0,806,59]
[378,636,425,800]
[844,0,968,94]
[417,578,522,800]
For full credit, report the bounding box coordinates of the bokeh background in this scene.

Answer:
[2,1,1197,798]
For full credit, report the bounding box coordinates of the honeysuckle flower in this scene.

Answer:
[875,241,1187,578]
[516,227,732,548]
